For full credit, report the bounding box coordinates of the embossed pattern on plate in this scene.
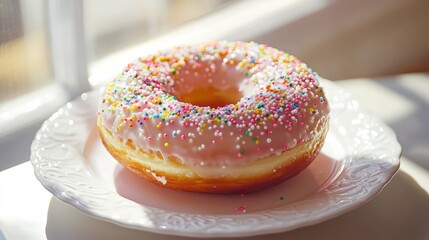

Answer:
[31,80,401,237]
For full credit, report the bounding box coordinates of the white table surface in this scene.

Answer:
[1,73,429,240]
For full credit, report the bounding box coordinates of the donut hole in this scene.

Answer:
[177,86,243,108]
[170,60,246,108]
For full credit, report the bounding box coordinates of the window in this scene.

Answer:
[0,0,53,103]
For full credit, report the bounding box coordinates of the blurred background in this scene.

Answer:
[1,0,429,170]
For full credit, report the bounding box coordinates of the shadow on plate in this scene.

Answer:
[45,168,429,240]
[112,153,337,214]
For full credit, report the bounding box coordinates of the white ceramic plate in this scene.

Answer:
[31,80,400,238]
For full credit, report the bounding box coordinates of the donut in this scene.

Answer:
[97,41,329,193]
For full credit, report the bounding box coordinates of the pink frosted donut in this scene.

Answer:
[97,41,329,193]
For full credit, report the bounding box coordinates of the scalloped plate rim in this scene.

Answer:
[30,79,401,238]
